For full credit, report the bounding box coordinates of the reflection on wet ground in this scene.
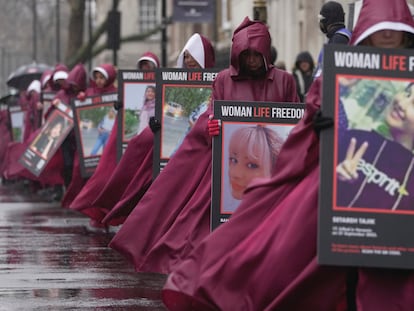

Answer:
[0,180,167,310]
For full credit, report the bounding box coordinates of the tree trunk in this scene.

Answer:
[64,0,85,65]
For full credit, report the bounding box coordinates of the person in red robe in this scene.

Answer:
[1,64,70,195]
[135,51,160,70]
[0,94,14,179]
[34,63,87,200]
[68,53,159,226]
[161,1,414,310]
[109,18,299,275]
[61,63,117,211]
[23,80,42,142]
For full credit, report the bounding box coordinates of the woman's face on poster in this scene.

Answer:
[228,144,268,200]
[145,87,156,100]
[50,122,63,138]
[386,84,414,138]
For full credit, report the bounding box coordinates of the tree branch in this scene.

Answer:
[67,24,163,67]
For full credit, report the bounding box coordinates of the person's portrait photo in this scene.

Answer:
[30,115,66,159]
[221,123,292,213]
[90,107,117,156]
[123,83,154,140]
[336,79,414,212]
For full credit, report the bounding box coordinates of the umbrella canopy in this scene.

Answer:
[0,93,19,106]
[6,62,53,91]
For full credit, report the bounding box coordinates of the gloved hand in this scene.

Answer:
[313,108,334,137]
[208,115,221,136]
[149,116,161,133]
[77,91,86,101]
[113,100,123,111]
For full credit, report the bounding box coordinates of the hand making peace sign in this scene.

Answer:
[336,137,369,182]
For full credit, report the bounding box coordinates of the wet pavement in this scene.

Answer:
[0,180,167,310]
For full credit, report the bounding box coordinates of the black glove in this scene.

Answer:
[113,100,123,111]
[149,116,161,133]
[313,108,333,137]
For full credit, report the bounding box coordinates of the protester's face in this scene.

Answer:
[145,87,155,100]
[228,145,267,200]
[50,122,63,138]
[366,30,405,49]
[94,71,107,88]
[184,51,202,69]
[240,49,264,72]
[139,60,155,70]
[299,61,311,72]
[386,84,414,140]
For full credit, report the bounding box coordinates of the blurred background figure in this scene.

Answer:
[292,51,315,102]
[275,60,286,71]
[314,1,351,77]
[23,80,42,142]
[136,52,160,70]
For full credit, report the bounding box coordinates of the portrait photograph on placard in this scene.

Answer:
[153,68,219,176]
[77,105,116,157]
[71,94,118,177]
[19,109,73,176]
[161,85,211,158]
[211,100,305,230]
[335,76,414,212]
[318,44,414,270]
[116,69,156,159]
[221,122,293,213]
[122,83,156,140]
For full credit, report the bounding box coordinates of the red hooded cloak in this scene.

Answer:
[109,18,299,275]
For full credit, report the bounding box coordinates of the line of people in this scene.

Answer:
[161,0,414,310]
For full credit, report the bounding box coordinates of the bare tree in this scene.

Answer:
[64,0,164,68]
[64,0,85,64]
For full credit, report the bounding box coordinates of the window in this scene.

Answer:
[139,0,158,33]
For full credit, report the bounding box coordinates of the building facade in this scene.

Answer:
[96,0,414,72]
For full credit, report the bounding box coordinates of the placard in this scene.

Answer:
[72,93,118,177]
[19,102,73,176]
[9,105,25,142]
[116,69,156,160]
[211,100,305,230]
[318,44,414,269]
[153,68,219,177]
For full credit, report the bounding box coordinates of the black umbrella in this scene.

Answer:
[6,62,53,91]
[0,93,19,106]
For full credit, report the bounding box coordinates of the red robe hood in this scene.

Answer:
[66,63,87,92]
[230,17,272,77]
[87,63,118,95]
[136,51,160,69]
[350,0,414,46]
